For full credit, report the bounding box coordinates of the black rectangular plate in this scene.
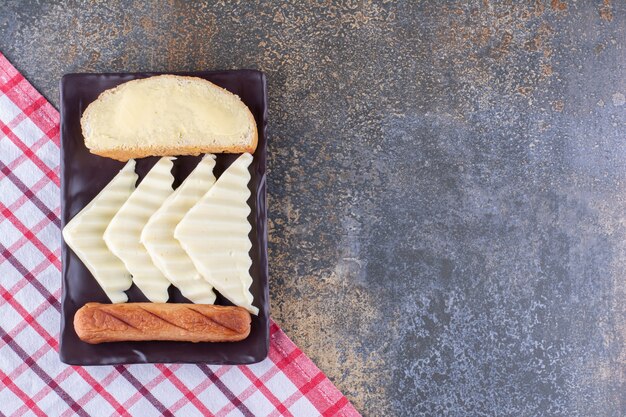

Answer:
[59,71,269,365]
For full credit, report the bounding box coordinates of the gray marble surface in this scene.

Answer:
[1,1,625,415]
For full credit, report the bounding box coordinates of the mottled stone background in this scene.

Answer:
[1,1,625,415]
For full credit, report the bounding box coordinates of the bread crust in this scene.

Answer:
[81,75,258,161]
[90,143,256,162]
[74,302,251,344]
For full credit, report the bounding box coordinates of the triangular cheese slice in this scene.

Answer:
[62,160,137,303]
[175,153,258,314]
[141,155,217,304]
[104,157,174,302]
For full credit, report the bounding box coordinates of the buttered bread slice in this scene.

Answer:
[62,160,137,303]
[104,157,174,302]
[175,153,258,315]
[81,75,258,161]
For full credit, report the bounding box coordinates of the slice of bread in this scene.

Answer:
[81,75,257,161]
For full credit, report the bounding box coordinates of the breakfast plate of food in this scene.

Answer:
[59,71,269,365]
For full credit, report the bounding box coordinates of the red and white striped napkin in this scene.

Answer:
[0,52,360,417]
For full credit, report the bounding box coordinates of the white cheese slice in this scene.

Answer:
[62,160,137,303]
[175,153,258,314]
[141,154,217,304]
[104,157,174,302]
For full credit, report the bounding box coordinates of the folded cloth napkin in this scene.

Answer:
[0,52,360,417]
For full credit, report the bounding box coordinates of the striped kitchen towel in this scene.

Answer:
[0,51,360,417]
